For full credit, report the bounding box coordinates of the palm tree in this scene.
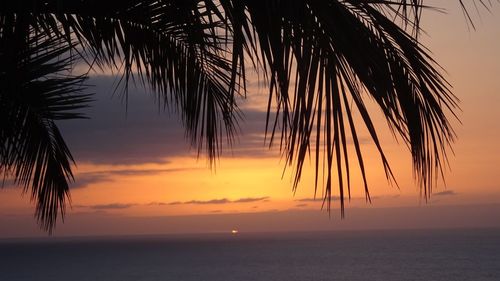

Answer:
[0,0,491,232]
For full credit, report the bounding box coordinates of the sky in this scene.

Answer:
[1,2,500,238]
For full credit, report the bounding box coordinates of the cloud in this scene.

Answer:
[167,201,183,206]
[58,75,374,167]
[58,76,187,165]
[71,173,111,189]
[168,196,270,205]
[71,167,195,189]
[295,198,318,202]
[58,76,277,166]
[147,202,169,206]
[185,199,231,205]
[295,203,308,207]
[104,167,199,176]
[76,203,137,210]
[6,167,191,190]
[233,197,269,203]
[74,197,269,210]
[364,194,401,201]
[295,196,340,202]
[294,195,378,203]
[434,190,457,196]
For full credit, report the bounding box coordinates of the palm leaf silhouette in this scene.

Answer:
[0,15,90,231]
[0,0,493,231]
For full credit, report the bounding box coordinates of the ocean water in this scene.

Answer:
[1,228,499,281]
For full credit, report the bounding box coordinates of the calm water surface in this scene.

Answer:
[1,228,499,281]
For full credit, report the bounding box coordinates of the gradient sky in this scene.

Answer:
[1,2,500,238]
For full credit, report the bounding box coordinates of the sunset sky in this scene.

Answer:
[1,2,499,238]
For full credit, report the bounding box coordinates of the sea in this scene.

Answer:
[1,228,499,281]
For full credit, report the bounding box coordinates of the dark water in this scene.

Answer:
[1,228,499,281]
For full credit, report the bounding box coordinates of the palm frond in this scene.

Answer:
[230,0,459,212]
[1,0,495,231]
[2,1,246,230]
[0,16,90,231]
[21,0,244,160]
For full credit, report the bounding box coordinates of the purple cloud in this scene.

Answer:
[168,197,270,205]
[434,190,457,196]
